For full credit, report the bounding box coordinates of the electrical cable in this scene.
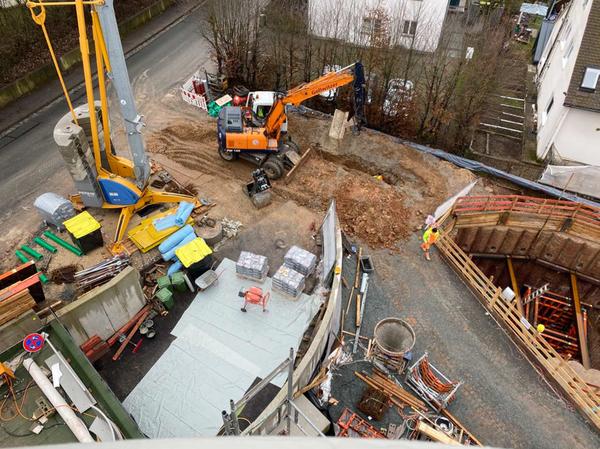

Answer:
[90,405,117,441]
[1,422,66,438]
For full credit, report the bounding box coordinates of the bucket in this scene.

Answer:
[373,318,416,357]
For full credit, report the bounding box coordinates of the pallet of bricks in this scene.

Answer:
[272,245,317,299]
[0,262,45,326]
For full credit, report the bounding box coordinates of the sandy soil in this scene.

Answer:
[143,108,478,250]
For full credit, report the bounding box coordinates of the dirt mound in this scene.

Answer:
[276,156,411,249]
[335,178,411,248]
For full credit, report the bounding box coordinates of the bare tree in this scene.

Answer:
[202,0,262,86]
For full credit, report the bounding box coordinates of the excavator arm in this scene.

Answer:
[264,62,366,139]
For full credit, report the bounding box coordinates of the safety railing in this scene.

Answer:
[453,195,600,229]
[436,230,600,431]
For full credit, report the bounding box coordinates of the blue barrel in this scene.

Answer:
[167,260,183,276]
[158,225,194,253]
[162,233,196,261]
[174,202,195,227]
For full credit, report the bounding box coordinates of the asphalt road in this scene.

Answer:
[0,7,211,248]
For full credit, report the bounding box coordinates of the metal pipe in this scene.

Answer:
[353,277,369,354]
[286,347,294,436]
[229,399,241,435]
[23,358,94,442]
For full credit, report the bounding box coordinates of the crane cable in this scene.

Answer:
[27,1,79,125]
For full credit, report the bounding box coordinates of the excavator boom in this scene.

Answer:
[264,62,366,139]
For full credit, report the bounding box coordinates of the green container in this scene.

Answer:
[157,275,172,291]
[156,288,174,310]
[170,272,187,292]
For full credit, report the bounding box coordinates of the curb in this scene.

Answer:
[0,0,205,139]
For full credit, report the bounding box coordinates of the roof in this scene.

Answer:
[564,0,600,111]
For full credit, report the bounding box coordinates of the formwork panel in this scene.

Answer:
[485,227,509,254]
[514,229,538,256]
[471,228,494,253]
[536,232,567,263]
[574,246,600,274]
[456,227,478,253]
[499,228,523,255]
[553,237,585,270]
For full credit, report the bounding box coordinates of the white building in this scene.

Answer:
[535,0,600,166]
[308,0,452,53]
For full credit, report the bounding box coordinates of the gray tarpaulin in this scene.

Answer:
[539,165,600,200]
[124,258,322,438]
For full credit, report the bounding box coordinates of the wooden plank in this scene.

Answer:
[570,273,591,369]
[506,257,524,316]
[112,311,148,361]
[284,146,313,183]
[416,421,460,445]
[441,409,482,446]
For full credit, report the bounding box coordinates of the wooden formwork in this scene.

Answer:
[436,213,600,431]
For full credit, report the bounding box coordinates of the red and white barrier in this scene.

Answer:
[180,71,208,111]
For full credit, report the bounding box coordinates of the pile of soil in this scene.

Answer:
[276,156,411,249]
[335,177,411,248]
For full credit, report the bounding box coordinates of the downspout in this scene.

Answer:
[23,358,94,443]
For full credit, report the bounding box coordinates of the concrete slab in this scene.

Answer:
[55,266,146,345]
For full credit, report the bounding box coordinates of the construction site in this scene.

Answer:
[0,1,599,448]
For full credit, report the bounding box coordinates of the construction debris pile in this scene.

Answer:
[303,243,481,445]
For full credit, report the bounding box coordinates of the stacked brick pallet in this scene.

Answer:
[236,251,269,281]
[272,246,317,299]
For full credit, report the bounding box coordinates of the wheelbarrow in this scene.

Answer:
[195,269,219,291]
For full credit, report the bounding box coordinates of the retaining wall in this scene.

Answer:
[55,266,146,346]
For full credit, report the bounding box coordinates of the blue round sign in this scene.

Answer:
[23,333,45,353]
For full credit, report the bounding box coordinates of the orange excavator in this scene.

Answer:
[217,62,366,179]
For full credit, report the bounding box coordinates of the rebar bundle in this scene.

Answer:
[75,254,130,292]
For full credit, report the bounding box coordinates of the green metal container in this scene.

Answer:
[170,272,187,292]
[156,288,174,310]
[157,275,172,291]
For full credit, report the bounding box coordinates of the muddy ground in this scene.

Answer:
[145,106,482,250]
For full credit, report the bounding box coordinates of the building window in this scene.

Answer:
[581,67,600,91]
[402,20,418,37]
[541,96,554,126]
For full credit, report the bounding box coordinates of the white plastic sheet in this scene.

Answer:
[124,258,322,438]
[539,165,600,200]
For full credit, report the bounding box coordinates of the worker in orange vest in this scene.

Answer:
[420,227,439,261]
